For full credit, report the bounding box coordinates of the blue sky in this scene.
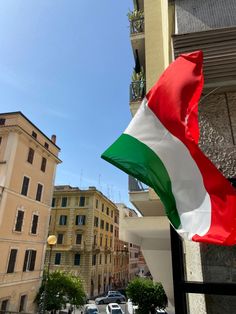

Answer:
[0,1,135,206]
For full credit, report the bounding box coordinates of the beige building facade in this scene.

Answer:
[48,186,117,298]
[0,112,61,312]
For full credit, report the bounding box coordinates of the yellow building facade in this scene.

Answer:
[0,112,61,312]
[48,185,118,298]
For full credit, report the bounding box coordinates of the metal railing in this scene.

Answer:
[130,80,146,102]
[130,17,144,34]
[128,176,148,192]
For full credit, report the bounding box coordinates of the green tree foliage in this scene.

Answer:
[36,270,86,312]
[126,277,167,314]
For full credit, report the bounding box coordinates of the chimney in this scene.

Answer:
[51,134,56,144]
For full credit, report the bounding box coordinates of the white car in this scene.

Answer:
[84,304,99,314]
[106,303,124,314]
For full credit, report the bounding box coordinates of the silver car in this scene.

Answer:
[95,293,126,305]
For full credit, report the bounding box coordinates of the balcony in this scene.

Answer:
[129,80,146,115]
[71,244,84,251]
[130,17,144,35]
[128,176,165,217]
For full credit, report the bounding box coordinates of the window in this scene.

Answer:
[79,196,85,207]
[57,234,64,244]
[115,215,118,224]
[61,197,67,207]
[27,148,34,164]
[100,220,104,229]
[75,215,86,225]
[0,137,2,145]
[92,254,96,266]
[44,142,49,149]
[102,204,104,212]
[100,234,103,246]
[31,214,38,234]
[41,157,47,172]
[106,222,109,231]
[51,198,55,207]
[94,216,99,227]
[23,250,37,271]
[36,183,43,201]
[99,254,102,264]
[1,299,9,311]
[21,176,30,196]
[59,215,67,225]
[7,249,17,273]
[106,207,109,215]
[76,233,82,244]
[105,255,107,264]
[0,118,5,125]
[94,234,97,245]
[110,224,113,233]
[96,199,99,209]
[74,253,80,266]
[32,131,37,139]
[55,253,61,265]
[15,210,24,232]
[19,295,27,312]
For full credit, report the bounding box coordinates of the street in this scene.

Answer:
[73,302,128,314]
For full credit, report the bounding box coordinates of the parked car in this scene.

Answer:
[107,290,126,299]
[84,304,99,314]
[106,303,124,314]
[156,309,168,314]
[95,292,126,304]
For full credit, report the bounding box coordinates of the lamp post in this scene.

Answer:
[40,235,57,314]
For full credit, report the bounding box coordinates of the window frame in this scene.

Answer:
[14,208,24,232]
[23,249,37,272]
[30,213,39,235]
[21,176,30,196]
[40,157,47,172]
[54,252,61,265]
[27,148,34,164]
[7,248,18,273]
[59,215,67,226]
[36,183,43,202]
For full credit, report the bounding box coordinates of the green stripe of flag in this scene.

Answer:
[101,133,180,228]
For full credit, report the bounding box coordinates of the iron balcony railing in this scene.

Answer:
[130,17,145,35]
[130,80,146,102]
[129,176,148,192]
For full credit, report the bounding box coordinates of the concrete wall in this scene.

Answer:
[176,0,236,34]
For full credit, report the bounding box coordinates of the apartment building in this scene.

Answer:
[0,112,61,313]
[121,1,236,313]
[48,185,117,298]
[113,207,129,289]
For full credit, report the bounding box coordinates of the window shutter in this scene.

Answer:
[23,250,29,271]
[7,249,17,273]
[31,215,38,234]
[15,210,24,232]
[29,250,36,271]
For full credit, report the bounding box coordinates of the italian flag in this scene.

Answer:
[102,51,236,245]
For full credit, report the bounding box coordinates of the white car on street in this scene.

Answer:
[106,303,124,314]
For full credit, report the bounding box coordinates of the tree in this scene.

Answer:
[126,277,167,314]
[35,270,86,313]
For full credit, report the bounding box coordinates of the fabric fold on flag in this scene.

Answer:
[101,50,236,245]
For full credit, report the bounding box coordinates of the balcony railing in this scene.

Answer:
[130,17,145,35]
[130,80,146,102]
[129,176,148,192]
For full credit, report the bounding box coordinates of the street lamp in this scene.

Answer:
[40,235,57,314]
